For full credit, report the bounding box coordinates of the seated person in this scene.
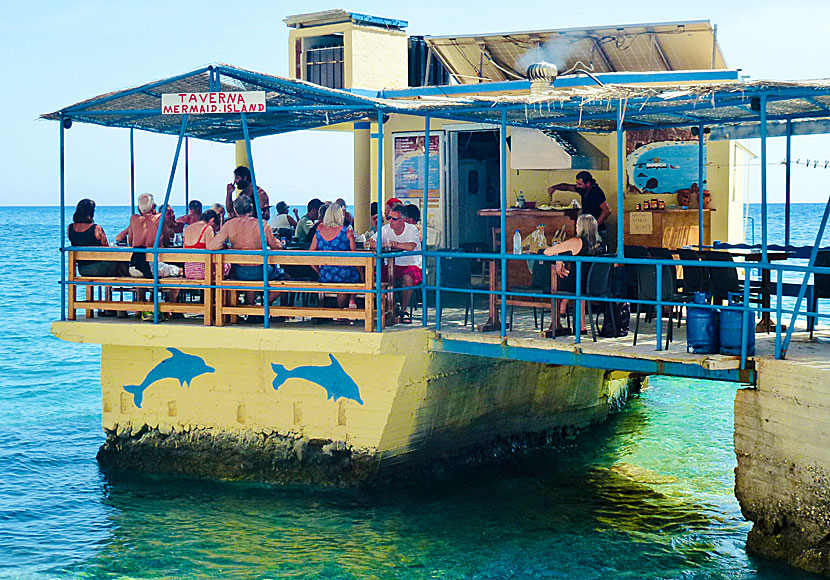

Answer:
[369,201,378,233]
[334,198,354,228]
[183,209,229,280]
[225,166,270,221]
[383,197,402,224]
[68,198,117,277]
[402,204,422,239]
[295,198,323,243]
[115,193,180,279]
[367,204,422,324]
[270,201,298,234]
[543,214,606,336]
[210,203,225,232]
[174,200,202,233]
[309,203,359,319]
[208,195,284,306]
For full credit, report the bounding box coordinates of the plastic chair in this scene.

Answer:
[438,251,476,331]
[632,260,683,349]
[584,261,617,342]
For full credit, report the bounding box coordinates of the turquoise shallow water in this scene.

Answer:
[0,205,822,579]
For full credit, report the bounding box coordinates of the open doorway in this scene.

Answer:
[446,126,501,250]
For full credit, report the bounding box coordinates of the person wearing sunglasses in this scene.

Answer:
[367,204,421,324]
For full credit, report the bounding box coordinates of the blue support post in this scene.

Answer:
[499,111,508,339]
[698,124,705,248]
[760,96,768,263]
[741,264,751,369]
[785,119,792,249]
[376,110,384,332]
[435,257,442,331]
[185,137,190,208]
[782,196,830,358]
[130,128,136,214]
[151,114,189,324]
[656,263,663,351]
[775,268,783,359]
[422,115,430,327]
[616,102,625,258]
[60,115,66,321]
[575,262,582,344]
[241,113,270,328]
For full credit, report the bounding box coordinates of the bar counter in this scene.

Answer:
[623,208,712,249]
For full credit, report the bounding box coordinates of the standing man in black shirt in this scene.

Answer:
[547,170,611,242]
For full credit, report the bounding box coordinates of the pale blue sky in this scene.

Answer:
[3,0,830,206]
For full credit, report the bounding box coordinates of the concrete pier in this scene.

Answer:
[52,322,637,486]
[735,355,830,575]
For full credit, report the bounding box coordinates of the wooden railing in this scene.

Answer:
[66,249,388,331]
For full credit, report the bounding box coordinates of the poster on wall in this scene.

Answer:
[626,128,707,203]
[393,133,442,208]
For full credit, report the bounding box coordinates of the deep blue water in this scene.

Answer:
[0,205,821,579]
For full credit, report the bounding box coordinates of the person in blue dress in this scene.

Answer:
[309,203,360,318]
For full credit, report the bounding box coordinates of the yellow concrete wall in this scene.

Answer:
[348,26,408,90]
[287,23,407,91]
[53,322,632,474]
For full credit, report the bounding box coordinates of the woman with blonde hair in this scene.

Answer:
[309,202,360,321]
[543,214,605,335]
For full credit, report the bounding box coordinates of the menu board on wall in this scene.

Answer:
[393,133,442,208]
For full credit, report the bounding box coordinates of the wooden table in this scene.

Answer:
[477,208,578,331]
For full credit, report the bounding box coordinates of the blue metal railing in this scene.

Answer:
[62,243,830,367]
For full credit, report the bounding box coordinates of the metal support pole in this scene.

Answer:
[185,137,190,208]
[575,262,582,344]
[130,128,136,215]
[500,111,508,339]
[422,115,430,327]
[435,257,442,331]
[760,96,768,263]
[241,113,270,328]
[782,196,830,357]
[656,263,663,351]
[785,119,792,249]
[60,115,66,321]
[376,110,384,332]
[698,123,705,248]
[152,114,189,324]
[775,269,783,359]
[616,102,625,258]
[741,265,751,369]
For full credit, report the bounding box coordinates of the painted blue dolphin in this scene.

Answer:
[271,354,363,405]
[123,348,215,408]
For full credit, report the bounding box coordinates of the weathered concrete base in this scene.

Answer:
[97,427,379,487]
[735,358,830,576]
[53,322,639,487]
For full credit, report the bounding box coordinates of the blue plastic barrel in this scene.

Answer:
[720,292,755,356]
[687,292,719,354]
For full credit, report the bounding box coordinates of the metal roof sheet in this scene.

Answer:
[424,21,727,84]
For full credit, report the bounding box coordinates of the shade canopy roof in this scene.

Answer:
[387,79,830,136]
[44,65,830,140]
[424,20,727,84]
[42,64,389,143]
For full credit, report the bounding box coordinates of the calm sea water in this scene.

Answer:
[0,205,821,579]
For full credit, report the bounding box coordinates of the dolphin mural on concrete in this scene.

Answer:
[123,348,215,408]
[271,354,363,405]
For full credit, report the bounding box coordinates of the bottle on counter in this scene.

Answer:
[512,229,522,255]
[658,199,666,210]
[635,203,641,211]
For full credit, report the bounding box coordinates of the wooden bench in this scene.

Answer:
[67,249,214,325]
[213,251,385,331]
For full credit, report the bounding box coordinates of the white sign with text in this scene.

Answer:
[161,91,266,114]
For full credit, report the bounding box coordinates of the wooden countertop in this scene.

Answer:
[624,208,714,213]
[478,208,580,217]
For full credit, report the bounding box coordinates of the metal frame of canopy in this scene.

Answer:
[47,67,830,362]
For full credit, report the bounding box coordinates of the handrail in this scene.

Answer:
[61,246,830,363]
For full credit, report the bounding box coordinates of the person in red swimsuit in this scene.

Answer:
[183,210,228,280]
